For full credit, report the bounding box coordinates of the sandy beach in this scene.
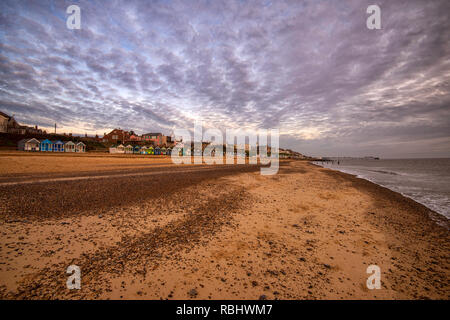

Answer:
[0,153,448,299]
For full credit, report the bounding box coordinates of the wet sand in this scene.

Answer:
[0,155,448,299]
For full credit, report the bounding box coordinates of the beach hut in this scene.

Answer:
[75,142,86,153]
[52,140,65,152]
[17,139,27,151]
[160,147,167,155]
[65,141,76,152]
[40,139,53,152]
[166,147,172,156]
[116,144,125,153]
[133,145,141,154]
[154,146,161,155]
[140,146,148,154]
[18,138,40,151]
[124,144,133,154]
[109,145,117,154]
[147,146,154,155]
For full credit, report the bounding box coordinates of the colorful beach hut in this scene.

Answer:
[160,147,167,155]
[140,146,148,154]
[52,140,65,152]
[166,147,172,156]
[133,145,141,154]
[40,139,53,152]
[147,146,154,155]
[154,146,161,155]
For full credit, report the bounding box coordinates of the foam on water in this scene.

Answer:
[312,158,450,221]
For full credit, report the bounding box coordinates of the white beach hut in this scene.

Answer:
[64,141,76,152]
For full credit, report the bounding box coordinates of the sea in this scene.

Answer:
[312,158,450,220]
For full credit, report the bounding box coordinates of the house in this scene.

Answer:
[154,146,161,155]
[40,139,53,152]
[65,141,76,152]
[75,142,86,153]
[124,144,133,154]
[0,111,9,133]
[0,111,44,135]
[147,146,154,155]
[129,134,142,142]
[160,147,167,155]
[141,133,173,146]
[18,138,40,151]
[142,132,162,145]
[133,145,141,154]
[279,148,298,159]
[101,129,130,143]
[6,115,26,134]
[52,140,65,152]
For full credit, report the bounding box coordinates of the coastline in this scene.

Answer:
[309,161,450,230]
[0,156,448,299]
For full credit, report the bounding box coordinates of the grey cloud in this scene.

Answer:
[0,0,449,157]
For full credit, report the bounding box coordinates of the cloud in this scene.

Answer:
[0,0,449,157]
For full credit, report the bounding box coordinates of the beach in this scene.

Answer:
[0,152,448,299]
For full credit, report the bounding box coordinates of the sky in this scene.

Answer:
[0,0,449,158]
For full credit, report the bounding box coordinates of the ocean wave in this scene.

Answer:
[368,169,398,175]
[311,161,450,222]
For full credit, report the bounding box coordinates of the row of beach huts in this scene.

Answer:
[18,138,86,152]
[109,144,173,155]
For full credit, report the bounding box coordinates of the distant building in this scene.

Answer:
[0,111,8,133]
[0,111,44,135]
[101,129,173,147]
[142,132,163,145]
[101,129,130,143]
[129,134,142,141]
[279,148,307,159]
